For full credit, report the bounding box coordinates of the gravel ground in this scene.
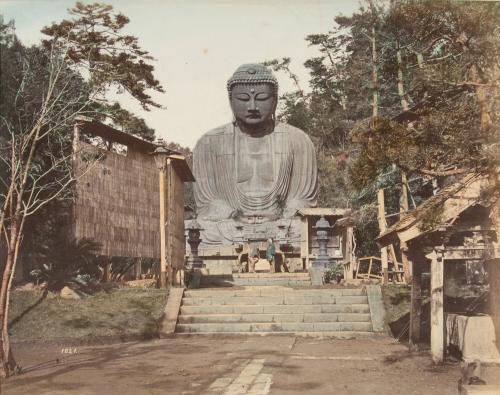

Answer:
[1,334,461,395]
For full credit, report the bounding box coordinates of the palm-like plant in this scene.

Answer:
[30,237,101,291]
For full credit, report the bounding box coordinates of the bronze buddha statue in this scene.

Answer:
[192,63,318,246]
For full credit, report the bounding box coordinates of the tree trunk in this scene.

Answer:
[0,221,19,378]
[469,64,492,131]
[368,0,378,119]
[396,45,411,282]
[371,25,378,118]
[396,45,409,111]
[462,41,498,255]
[488,171,500,259]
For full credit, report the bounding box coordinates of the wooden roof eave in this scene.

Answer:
[377,173,488,247]
[295,208,348,218]
[76,116,159,153]
[168,154,195,183]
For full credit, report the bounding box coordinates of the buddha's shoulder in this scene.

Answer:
[275,122,312,143]
[201,123,233,138]
[194,124,233,150]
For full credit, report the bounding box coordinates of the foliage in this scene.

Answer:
[0,2,168,377]
[269,0,500,257]
[30,238,102,291]
[99,102,156,141]
[41,2,164,110]
[382,284,411,327]
[165,141,194,209]
[351,203,380,257]
[323,263,344,284]
[351,0,500,185]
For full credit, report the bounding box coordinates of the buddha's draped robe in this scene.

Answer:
[193,122,318,245]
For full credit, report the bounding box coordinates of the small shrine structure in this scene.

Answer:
[377,173,498,363]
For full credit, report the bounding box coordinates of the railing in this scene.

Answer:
[355,256,383,280]
[343,256,406,284]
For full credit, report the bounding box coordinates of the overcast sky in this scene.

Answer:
[2,0,360,148]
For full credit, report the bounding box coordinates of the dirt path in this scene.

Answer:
[2,335,459,394]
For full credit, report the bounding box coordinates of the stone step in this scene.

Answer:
[176,321,373,333]
[232,273,310,278]
[180,303,370,315]
[200,273,312,287]
[184,288,365,298]
[181,295,369,306]
[232,280,312,287]
[175,331,375,338]
[178,312,372,324]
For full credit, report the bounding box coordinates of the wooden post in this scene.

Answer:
[166,158,173,287]
[367,257,373,278]
[377,188,389,284]
[400,172,411,283]
[410,259,422,346]
[429,248,445,363]
[344,226,354,280]
[72,122,80,163]
[134,259,142,280]
[159,167,167,288]
[104,260,111,283]
[303,217,310,269]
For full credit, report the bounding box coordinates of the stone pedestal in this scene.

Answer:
[255,259,271,272]
[188,270,202,289]
[309,267,324,286]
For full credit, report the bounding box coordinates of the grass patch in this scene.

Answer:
[8,288,168,341]
[382,284,411,325]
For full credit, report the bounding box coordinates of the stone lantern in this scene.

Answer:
[186,220,204,269]
[186,220,204,288]
[310,216,333,285]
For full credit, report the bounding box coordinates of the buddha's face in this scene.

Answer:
[230,83,276,128]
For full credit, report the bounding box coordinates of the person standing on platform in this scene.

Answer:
[248,243,259,273]
[266,238,276,273]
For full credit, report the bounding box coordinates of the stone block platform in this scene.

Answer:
[200,272,312,287]
[175,285,378,336]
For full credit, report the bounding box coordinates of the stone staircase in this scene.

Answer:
[175,286,375,336]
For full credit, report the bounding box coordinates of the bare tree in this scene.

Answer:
[0,43,103,377]
[0,2,164,378]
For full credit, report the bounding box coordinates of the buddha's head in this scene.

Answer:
[227,64,278,131]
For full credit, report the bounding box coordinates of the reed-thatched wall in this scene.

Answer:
[74,142,161,258]
[72,119,194,266]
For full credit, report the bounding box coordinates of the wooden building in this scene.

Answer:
[377,173,498,363]
[72,117,194,283]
